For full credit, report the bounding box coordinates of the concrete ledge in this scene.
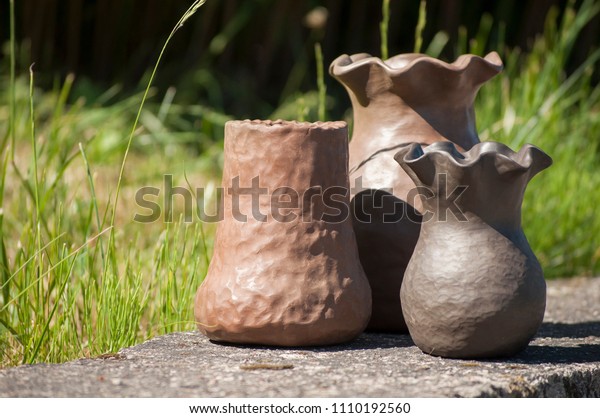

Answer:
[1,278,599,397]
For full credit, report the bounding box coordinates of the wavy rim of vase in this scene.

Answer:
[394,141,552,176]
[329,51,503,79]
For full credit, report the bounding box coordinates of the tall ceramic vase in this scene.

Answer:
[194,120,372,346]
[329,52,503,332]
[394,141,552,359]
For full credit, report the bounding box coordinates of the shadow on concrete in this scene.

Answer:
[210,333,414,352]
[208,323,600,360]
[311,333,415,352]
[534,321,600,339]
[508,343,600,364]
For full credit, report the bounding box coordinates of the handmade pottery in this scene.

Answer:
[329,52,503,332]
[194,119,372,346]
[394,141,552,359]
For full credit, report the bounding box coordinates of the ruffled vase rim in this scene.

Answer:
[330,51,503,79]
[394,141,552,176]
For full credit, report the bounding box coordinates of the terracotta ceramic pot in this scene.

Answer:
[329,52,503,332]
[394,141,552,359]
[194,119,371,346]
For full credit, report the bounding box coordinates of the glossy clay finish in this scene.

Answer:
[195,120,372,346]
[330,52,503,332]
[395,141,552,359]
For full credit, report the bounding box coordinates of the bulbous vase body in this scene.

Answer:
[395,141,552,358]
[194,120,372,346]
[330,52,503,332]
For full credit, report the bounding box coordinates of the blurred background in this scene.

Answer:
[2,0,599,117]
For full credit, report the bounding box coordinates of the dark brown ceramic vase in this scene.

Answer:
[395,141,552,359]
[329,52,503,332]
[194,119,371,346]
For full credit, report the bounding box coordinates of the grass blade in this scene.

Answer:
[109,0,207,254]
[6,0,16,157]
[79,143,106,263]
[380,0,390,60]
[414,0,427,53]
[314,42,326,121]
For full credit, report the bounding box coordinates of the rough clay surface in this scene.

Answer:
[194,120,371,346]
[1,278,599,397]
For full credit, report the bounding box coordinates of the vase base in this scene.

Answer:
[351,190,420,334]
[416,340,532,360]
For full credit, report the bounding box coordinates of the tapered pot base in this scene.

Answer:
[195,120,372,347]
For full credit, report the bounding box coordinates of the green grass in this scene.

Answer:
[0,0,599,367]
[472,0,600,277]
[414,0,427,54]
[382,0,600,277]
[0,0,213,367]
[380,0,390,60]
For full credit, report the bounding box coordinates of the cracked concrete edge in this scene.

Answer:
[478,367,600,398]
[485,369,600,397]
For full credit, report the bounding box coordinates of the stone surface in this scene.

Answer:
[1,278,599,397]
